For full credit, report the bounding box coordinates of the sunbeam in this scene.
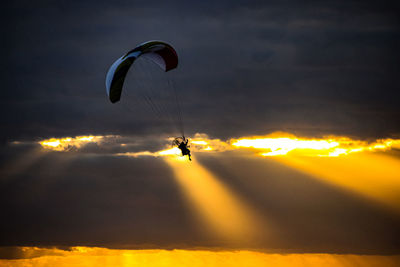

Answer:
[275,152,400,213]
[0,147,45,179]
[164,156,263,244]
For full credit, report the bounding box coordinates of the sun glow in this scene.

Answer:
[231,133,400,157]
[39,136,105,151]
[191,140,208,145]
[189,133,231,153]
[158,147,182,156]
[117,147,188,160]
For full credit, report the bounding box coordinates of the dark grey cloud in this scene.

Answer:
[1,0,400,143]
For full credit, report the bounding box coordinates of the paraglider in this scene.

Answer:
[106,40,191,160]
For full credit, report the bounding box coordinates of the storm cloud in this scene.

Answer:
[1,0,400,142]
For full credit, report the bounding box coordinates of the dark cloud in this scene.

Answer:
[1,0,399,142]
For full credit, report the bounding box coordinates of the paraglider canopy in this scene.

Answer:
[106,40,178,103]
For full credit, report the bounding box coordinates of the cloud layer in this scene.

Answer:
[1,0,400,143]
[1,247,400,267]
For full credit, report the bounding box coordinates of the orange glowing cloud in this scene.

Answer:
[39,135,108,151]
[1,247,399,267]
[189,133,231,152]
[117,147,183,158]
[231,132,400,157]
[34,132,400,158]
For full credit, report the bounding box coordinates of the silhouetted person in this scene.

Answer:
[178,137,191,161]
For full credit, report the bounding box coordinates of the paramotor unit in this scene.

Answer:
[173,136,191,161]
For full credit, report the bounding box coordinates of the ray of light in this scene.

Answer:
[275,152,400,212]
[0,147,45,179]
[164,156,263,243]
[1,247,399,267]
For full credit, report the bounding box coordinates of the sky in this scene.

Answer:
[1,0,400,265]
